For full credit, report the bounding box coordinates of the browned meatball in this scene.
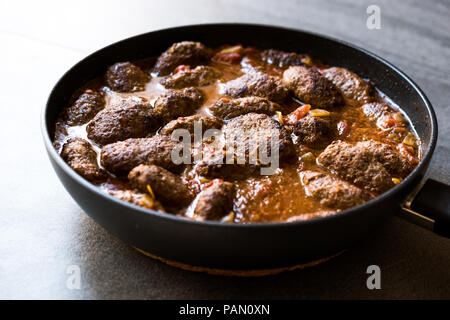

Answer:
[153,41,212,76]
[358,140,415,176]
[209,96,281,120]
[106,189,165,212]
[261,49,311,68]
[160,114,223,136]
[223,113,295,163]
[195,156,260,181]
[300,171,373,209]
[322,67,374,106]
[105,62,149,92]
[64,89,105,126]
[100,135,182,176]
[282,66,343,108]
[61,138,106,182]
[193,179,235,221]
[86,100,160,146]
[153,87,204,122]
[160,65,222,89]
[196,113,295,179]
[222,72,289,103]
[317,140,414,193]
[292,115,334,147]
[128,164,194,207]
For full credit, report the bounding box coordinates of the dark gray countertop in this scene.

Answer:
[0,0,449,299]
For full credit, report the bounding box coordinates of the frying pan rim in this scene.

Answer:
[42,23,438,230]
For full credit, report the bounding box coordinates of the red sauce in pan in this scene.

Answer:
[54,43,420,223]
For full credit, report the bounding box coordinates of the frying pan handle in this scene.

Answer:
[399,178,450,237]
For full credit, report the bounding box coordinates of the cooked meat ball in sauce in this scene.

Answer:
[300,171,374,209]
[283,65,343,109]
[128,164,194,207]
[54,42,420,223]
[160,65,222,89]
[195,113,295,180]
[322,67,374,105]
[223,113,295,164]
[193,179,235,221]
[317,140,415,193]
[106,189,165,212]
[160,114,223,136]
[153,87,204,122]
[106,62,149,92]
[87,99,160,146]
[100,135,182,176]
[61,138,106,182]
[261,49,311,68]
[153,41,212,76]
[222,72,289,103]
[63,89,105,126]
[209,96,281,120]
[292,114,334,147]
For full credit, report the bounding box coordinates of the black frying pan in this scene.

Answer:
[42,24,450,273]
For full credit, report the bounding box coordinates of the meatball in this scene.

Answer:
[153,87,204,122]
[222,72,289,103]
[193,179,235,221]
[261,49,310,68]
[300,171,373,209]
[128,164,194,207]
[106,189,165,212]
[160,65,222,89]
[86,100,160,146]
[61,138,106,182]
[282,66,343,109]
[358,140,415,176]
[64,89,105,126]
[196,113,295,178]
[292,115,334,147]
[153,41,212,76]
[317,140,413,193]
[100,135,182,176]
[322,67,374,105]
[195,154,260,180]
[223,113,295,163]
[105,62,149,92]
[160,115,223,136]
[209,96,281,120]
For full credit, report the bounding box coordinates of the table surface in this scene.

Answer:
[1,0,449,299]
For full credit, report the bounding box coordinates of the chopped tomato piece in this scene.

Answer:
[174,65,190,74]
[284,104,311,125]
[378,117,398,129]
[396,143,417,163]
[203,179,223,189]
